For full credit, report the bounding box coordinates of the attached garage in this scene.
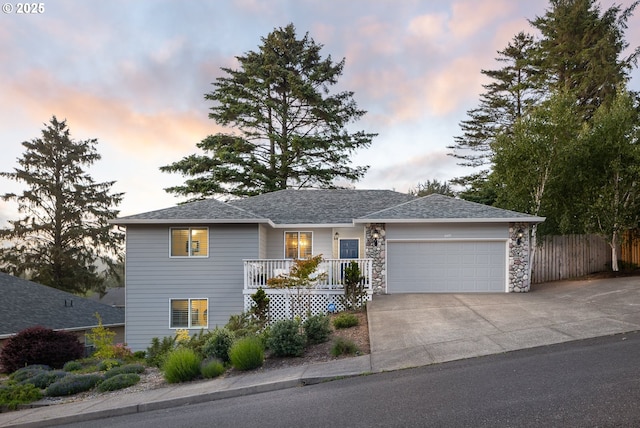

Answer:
[387,240,507,293]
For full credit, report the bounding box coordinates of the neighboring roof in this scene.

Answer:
[0,273,125,338]
[113,197,267,225]
[111,189,544,226]
[87,287,125,308]
[228,189,416,225]
[357,194,545,223]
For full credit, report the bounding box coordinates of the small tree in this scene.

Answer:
[267,255,327,319]
[85,313,116,359]
[249,287,270,328]
[339,261,367,311]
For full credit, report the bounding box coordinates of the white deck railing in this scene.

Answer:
[243,258,373,290]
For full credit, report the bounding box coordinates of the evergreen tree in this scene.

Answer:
[530,0,640,120]
[161,23,375,200]
[0,116,124,295]
[449,32,539,192]
[408,179,455,197]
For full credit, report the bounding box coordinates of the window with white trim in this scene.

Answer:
[170,227,208,257]
[284,231,312,259]
[170,298,208,328]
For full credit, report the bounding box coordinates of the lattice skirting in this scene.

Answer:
[243,288,372,323]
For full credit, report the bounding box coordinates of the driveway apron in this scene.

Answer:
[367,276,640,372]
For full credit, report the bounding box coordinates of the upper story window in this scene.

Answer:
[285,231,312,259]
[170,227,209,257]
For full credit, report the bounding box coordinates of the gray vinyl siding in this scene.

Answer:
[386,223,508,240]
[125,224,259,351]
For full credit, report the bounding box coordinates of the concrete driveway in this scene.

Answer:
[367,276,640,371]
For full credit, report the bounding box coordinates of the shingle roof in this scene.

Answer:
[0,273,125,337]
[358,194,545,222]
[114,197,266,224]
[112,189,544,225]
[228,189,416,224]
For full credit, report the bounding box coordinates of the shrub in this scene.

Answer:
[133,350,146,360]
[45,374,102,397]
[179,329,210,358]
[0,327,84,373]
[200,359,226,379]
[303,314,331,345]
[112,343,134,360]
[333,313,359,329]
[104,364,145,379]
[331,337,358,357]
[225,312,260,338]
[85,313,117,359]
[249,287,270,328]
[97,359,123,371]
[267,319,306,357]
[0,383,42,410]
[229,336,264,371]
[21,370,67,389]
[163,348,202,384]
[63,361,83,372]
[97,373,140,392]
[202,328,235,363]
[10,365,51,383]
[146,336,176,368]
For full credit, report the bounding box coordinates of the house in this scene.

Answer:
[87,287,125,308]
[112,189,544,351]
[0,272,125,350]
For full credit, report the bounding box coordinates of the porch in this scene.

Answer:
[242,258,373,320]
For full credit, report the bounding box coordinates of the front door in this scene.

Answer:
[339,239,359,259]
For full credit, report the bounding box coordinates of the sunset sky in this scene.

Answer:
[1,0,639,224]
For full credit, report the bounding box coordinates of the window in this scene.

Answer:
[285,231,312,259]
[170,299,208,328]
[170,227,208,257]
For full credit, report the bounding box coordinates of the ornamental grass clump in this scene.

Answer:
[163,348,202,383]
[331,337,358,357]
[97,373,141,392]
[200,358,226,379]
[332,313,359,329]
[229,336,264,371]
[267,319,306,357]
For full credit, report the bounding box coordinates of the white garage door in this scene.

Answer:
[387,241,506,293]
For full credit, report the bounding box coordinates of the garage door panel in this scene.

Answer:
[388,241,506,293]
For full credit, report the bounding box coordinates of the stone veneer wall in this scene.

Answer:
[365,223,386,294]
[509,222,531,292]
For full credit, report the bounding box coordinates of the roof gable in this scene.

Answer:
[0,273,124,337]
[358,194,545,222]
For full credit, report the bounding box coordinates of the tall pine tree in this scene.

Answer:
[0,116,124,295]
[161,23,375,200]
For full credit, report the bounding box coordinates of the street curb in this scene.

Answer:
[3,378,332,428]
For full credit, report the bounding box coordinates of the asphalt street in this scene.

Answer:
[62,331,640,428]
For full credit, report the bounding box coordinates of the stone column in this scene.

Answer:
[509,222,530,292]
[365,223,386,294]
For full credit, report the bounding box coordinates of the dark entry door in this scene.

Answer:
[339,239,359,259]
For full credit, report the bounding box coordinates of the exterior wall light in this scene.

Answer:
[334,232,339,241]
[373,230,380,246]
[516,229,525,245]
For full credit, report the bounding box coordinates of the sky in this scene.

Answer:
[1,0,639,224]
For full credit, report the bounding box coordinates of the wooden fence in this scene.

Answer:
[621,229,640,267]
[532,234,612,284]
